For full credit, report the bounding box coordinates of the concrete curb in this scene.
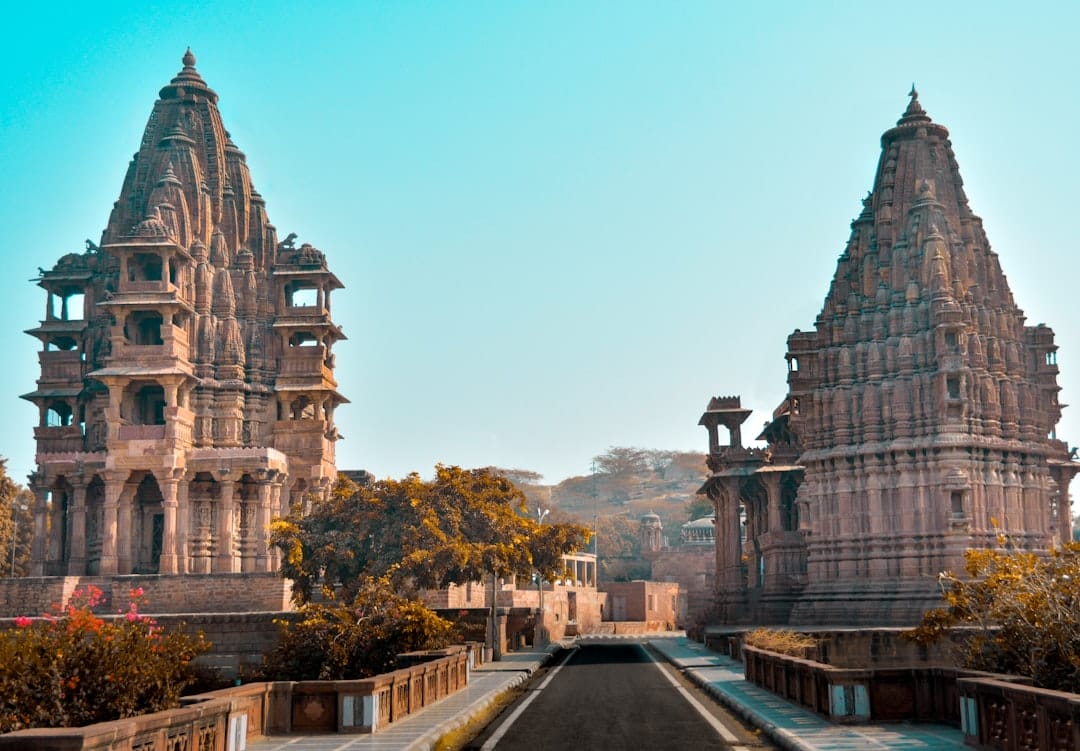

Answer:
[679,667,813,751]
[406,647,559,751]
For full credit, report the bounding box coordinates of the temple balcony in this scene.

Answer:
[33,425,84,453]
[110,327,191,364]
[122,280,180,296]
[37,350,84,382]
[278,346,334,382]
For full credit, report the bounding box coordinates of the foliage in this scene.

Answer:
[260,577,455,680]
[269,465,591,604]
[592,446,649,476]
[0,586,209,732]
[0,461,29,578]
[743,628,818,658]
[905,538,1080,691]
[686,495,714,521]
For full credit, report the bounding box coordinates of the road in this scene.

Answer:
[467,642,774,750]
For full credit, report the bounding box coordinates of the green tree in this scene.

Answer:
[0,461,27,578]
[592,446,649,475]
[260,577,456,680]
[906,537,1080,691]
[269,465,591,604]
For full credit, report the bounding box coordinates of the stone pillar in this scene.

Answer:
[177,474,191,573]
[67,479,87,575]
[215,473,237,573]
[255,471,274,572]
[158,471,180,574]
[117,483,134,575]
[269,480,284,568]
[29,484,48,576]
[99,473,124,575]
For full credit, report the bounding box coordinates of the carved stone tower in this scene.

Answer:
[23,51,347,577]
[700,91,1077,625]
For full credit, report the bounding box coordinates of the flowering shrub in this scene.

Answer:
[261,576,456,680]
[905,537,1080,692]
[0,586,209,732]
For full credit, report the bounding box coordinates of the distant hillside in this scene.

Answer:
[498,448,712,553]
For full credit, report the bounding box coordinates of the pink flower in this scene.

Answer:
[13,616,32,628]
[125,611,140,623]
[129,587,144,598]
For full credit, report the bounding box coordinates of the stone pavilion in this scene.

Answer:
[23,51,346,578]
[699,91,1077,626]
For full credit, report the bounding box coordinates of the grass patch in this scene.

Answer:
[433,684,527,751]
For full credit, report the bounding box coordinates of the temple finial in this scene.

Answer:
[182,48,196,68]
[898,83,930,125]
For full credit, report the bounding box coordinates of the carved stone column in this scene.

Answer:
[67,478,88,575]
[99,472,124,575]
[117,481,135,575]
[254,470,275,572]
[158,470,181,574]
[177,473,192,573]
[29,483,48,576]
[215,472,237,573]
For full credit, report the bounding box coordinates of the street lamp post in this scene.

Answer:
[535,508,549,646]
[10,504,26,578]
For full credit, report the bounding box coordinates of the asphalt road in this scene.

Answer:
[468,642,773,751]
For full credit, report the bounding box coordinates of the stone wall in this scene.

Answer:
[0,573,294,617]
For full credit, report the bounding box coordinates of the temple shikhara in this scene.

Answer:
[23,51,345,577]
[700,91,1077,626]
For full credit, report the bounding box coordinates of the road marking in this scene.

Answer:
[642,645,751,751]
[479,647,577,750]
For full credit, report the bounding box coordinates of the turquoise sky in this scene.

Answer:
[2,1,1079,484]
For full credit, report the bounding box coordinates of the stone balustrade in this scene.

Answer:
[0,646,474,749]
[958,676,1080,750]
[743,644,967,724]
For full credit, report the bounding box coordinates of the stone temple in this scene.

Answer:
[699,91,1077,626]
[23,51,346,578]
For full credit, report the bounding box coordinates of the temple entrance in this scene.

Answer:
[132,473,164,573]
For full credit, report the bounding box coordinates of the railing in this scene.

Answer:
[958,676,1080,751]
[34,425,84,453]
[0,682,269,751]
[118,424,167,441]
[123,280,179,295]
[0,647,475,749]
[743,644,967,724]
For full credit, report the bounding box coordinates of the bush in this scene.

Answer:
[0,586,209,732]
[743,627,818,658]
[905,538,1080,692]
[261,577,456,680]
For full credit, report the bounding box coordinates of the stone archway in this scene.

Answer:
[131,473,165,574]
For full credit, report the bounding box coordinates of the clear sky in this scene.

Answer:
[2,1,1079,485]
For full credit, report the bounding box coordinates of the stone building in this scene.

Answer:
[23,51,346,578]
[700,91,1077,626]
[640,512,716,627]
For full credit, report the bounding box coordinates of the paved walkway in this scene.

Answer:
[247,636,964,751]
[648,637,963,751]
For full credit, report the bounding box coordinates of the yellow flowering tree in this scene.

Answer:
[269,465,591,604]
[906,537,1080,691]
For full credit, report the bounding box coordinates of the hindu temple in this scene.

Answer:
[23,51,346,578]
[699,90,1078,626]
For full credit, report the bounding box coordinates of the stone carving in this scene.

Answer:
[23,51,347,578]
[700,91,1077,626]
